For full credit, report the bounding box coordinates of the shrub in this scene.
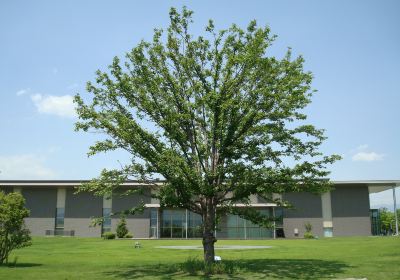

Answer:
[116,216,129,238]
[0,191,31,265]
[304,222,312,233]
[102,232,116,240]
[124,232,133,238]
[304,222,314,239]
[180,257,239,276]
[304,232,314,239]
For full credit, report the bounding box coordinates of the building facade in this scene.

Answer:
[0,180,397,239]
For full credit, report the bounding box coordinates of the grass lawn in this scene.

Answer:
[0,236,399,279]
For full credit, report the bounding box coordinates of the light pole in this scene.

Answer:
[393,186,398,236]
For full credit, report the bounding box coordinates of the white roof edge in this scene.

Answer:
[145,203,278,208]
[0,182,163,187]
[332,180,400,186]
[1,180,399,187]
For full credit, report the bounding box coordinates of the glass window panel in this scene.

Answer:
[150,208,158,227]
[151,208,157,219]
[237,227,245,238]
[324,227,333,237]
[227,214,237,227]
[227,227,238,238]
[247,227,260,238]
[161,227,171,238]
[55,208,64,229]
[172,214,184,227]
[260,228,273,238]
[103,208,111,216]
[56,208,64,218]
[171,227,184,238]
[102,208,111,233]
[237,217,245,227]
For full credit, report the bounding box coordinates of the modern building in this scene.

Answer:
[0,180,398,239]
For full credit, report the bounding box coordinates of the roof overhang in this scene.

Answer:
[332,180,400,194]
[1,180,399,193]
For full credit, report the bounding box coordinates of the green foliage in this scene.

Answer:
[379,208,398,235]
[116,216,129,238]
[0,191,31,264]
[304,222,314,239]
[102,232,116,240]
[304,232,314,239]
[74,6,340,263]
[124,232,133,238]
[180,257,238,275]
[304,222,312,233]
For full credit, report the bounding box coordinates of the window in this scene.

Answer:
[274,207,284,237]
[323,227,333,237]
[221,208,273,239]
[55,208,64,229]
[102,208,112,234]
[159,209,202,238]
[150,208,158,238]
[188,211,202,238]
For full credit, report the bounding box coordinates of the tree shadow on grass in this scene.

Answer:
[104,258,352,279]
[1,263,42,268]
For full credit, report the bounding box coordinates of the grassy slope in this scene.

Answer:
[0,236,398,279]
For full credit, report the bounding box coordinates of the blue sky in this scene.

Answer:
[0,0,399,209]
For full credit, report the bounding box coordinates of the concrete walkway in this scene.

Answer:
[155,245,273,250]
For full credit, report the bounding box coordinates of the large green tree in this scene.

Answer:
[0,191,31,265]
[75,7,340,264]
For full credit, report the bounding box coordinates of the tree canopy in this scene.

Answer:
[74,7,340,263]
[0,191,31,264]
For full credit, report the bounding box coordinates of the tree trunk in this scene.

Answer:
[202,201,217,265]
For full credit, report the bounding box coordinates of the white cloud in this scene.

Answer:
[16,88,31,96]
[0,154,56,179]
[352,152,384,162]
[350,144,384,162]
[31,94,77,118]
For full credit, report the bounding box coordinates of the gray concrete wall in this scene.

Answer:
[111,189,151,238]
[22,188,57,218]
[65,189,102,218]
[281,191,323,238]
[111,209,151,238]
[283,217,324,238]
[64,218,101,237]
[283,192,323,218]
[332,217,371,236]
[24,218,54,236]
[331,184,370,217]
[112,188,151,217]
[0,186,13,194]
[331,184,371,236]
[64,189,103,236]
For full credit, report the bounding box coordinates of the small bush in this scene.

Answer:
[124,232,133,238]
[180,257,239,276]
[116,216,129,238]
[102,232,116,240]
[180,257,203,275]
[304,222,312,233]
[304,232,314,239]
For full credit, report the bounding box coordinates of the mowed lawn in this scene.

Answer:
[0,236,398,279]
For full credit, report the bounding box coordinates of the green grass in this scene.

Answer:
[0,236,399,279]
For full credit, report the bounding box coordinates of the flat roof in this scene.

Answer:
[0,180,163,187]
[0,179,399,187]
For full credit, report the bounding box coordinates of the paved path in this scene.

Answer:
[155,245,273,250]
